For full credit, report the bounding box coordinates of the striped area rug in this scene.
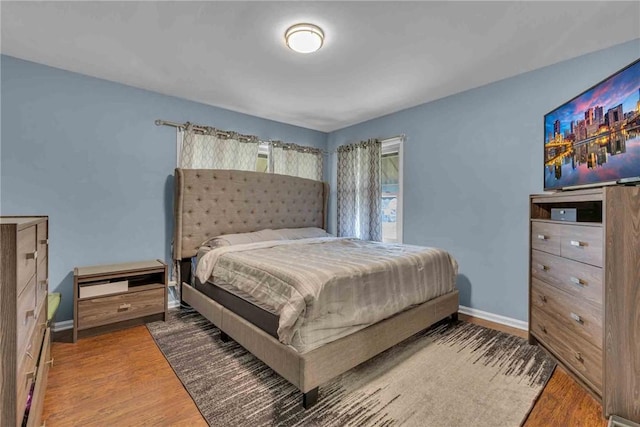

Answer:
[147,309,555,427]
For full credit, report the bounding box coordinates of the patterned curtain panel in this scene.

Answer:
[269,142,323,181]
[180,124,259,170]
[337,139,382,241]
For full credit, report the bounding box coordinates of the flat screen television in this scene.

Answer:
[544,58,640,191]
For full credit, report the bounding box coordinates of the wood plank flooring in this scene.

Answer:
[43,315,608,426]
[43,326,206,426]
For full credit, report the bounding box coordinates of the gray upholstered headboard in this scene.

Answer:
[173,168,329,259]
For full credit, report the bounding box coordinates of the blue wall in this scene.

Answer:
[1,55,327,322]
[327,39,640,321]
[3,39,639,325]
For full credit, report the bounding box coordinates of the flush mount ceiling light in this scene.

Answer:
[285,23,324,54]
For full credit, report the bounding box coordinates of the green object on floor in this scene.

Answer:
[47,292,61,322]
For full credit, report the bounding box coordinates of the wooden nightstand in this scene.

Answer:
[73,260,167,342]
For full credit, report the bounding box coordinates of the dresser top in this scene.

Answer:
[0,216,47,228]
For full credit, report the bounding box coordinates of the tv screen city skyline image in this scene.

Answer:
[544,60,640,190]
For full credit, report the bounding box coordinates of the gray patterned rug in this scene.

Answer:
[147,309,555,427]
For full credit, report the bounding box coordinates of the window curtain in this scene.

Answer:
[179,123,259,170]
[337,138,382,241]
[269,142,323,181]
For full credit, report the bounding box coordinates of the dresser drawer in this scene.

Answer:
[17,301,47,420]
[531,278,602,349]
[17,225,37,296]
[25,328,51,427]
[77,288,165,330]
[559,224,603,267]
[36,257,48,310]
[531,250,603,306]
[36,221,48,259]
[531,305,602,393]
[17,274,37,356]
[531,221,561,255]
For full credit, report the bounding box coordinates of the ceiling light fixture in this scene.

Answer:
[285,23,324,54]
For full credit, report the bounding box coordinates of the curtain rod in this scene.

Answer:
[157,120,405,143]
[155,119,328,155]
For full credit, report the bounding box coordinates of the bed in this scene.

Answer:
[173,168,459,408]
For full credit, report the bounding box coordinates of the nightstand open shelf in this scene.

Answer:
[73,259,167,342]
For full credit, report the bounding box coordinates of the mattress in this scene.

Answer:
[196,237,458,353]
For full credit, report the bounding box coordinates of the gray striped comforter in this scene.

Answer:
[196,237,458,353]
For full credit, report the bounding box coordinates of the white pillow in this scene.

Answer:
[273,227,333,240]
[202,229,286,248]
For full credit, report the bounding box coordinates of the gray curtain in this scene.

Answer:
[269,142,323,181]
[180,124,259,170]
[337,139,382,241]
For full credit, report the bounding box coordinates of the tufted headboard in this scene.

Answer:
[173,168,329,259]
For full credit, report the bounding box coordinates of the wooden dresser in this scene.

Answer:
[529,187,640,422]
[1,216,51,427]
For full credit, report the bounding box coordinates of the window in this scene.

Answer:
[381,137,403,243]
[256,142,269,172]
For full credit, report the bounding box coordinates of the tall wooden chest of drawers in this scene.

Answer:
[1,216,51,427]
[529,188,640,422]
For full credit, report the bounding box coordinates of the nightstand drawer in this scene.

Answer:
[531,250,602,306]
[77,288,165,330]
[531,305,602,393]
[531,221,561,255]
[17,225,37,296]
[531,278,602,349]
[560,224,603,267]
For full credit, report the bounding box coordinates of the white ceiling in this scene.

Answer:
[2,1,639,132]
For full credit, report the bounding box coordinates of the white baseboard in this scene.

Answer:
[52,319,74,332]
[459,305,528,331]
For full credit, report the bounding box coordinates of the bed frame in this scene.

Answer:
[173,168,459,408]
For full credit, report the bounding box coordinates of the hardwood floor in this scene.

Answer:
[43,315,608,426]
[524,368,607,427]
[43,326,206,426]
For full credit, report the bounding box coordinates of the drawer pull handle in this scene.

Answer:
[537,264,549,271]
[26,251,38,260]
[40,239,49,245]
[569,276,584,286]
[574,352,584,362]
[570,312,583,324]
[40,279,49,286]
[540,325,547,334]
[570,240,585,247]
[26,351,33,360]
[25,309,36,319]
[539,295,547,303]
[537,234,548,240]
[118,303,132,311]
[46,358,54,367]
[25,370,36,380]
